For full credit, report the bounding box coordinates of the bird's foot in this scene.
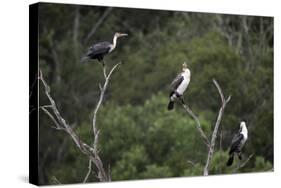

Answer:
[179,97,185,104]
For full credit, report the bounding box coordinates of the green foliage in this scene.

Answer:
[209,150,231,174]
[254,156,273,172]
[37,3,273,184]
[97,93,211,180]
[183,163,204,176]
[141,164,173,179]
[111,145,149,180]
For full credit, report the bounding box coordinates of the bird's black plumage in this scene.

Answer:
[226,122,247,166]
[170,74,184,91]
[168,75,184,110]
[226,134,244,166]
[87,42,111,60]
[81,41,111,63]
[229,133,244,154]
[80,32,128,63]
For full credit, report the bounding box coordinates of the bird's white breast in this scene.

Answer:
[176,70,190,95]
[241,132,248,141]
[240,127,248,147]
[108,44,115,53]
[241,126,248,140]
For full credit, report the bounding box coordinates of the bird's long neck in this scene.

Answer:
[182,69,190,78]
[110,35,118,52]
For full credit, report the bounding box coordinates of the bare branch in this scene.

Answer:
[89,62,121,181]
[39,70,111,182]
[102,64,107,79]
[83,159,92,183]
[219,129,223,174]
[92,62,122,138]
[234,153,255,172]
[73,6,80,61]
[41,106,63,130]
[29,74,38,99]
[51,176,62,184]
[29,106,38,115]
[203,79,231,176]
[213,79,225,103]
[39,70,86,151]
[98,83,103,91]
[39,61,121,182]
[181,102,210,149]
[108,164,111,181]
[48,36,61,84]
[84,7,113,43]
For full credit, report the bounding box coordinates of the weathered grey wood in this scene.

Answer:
[203,79,231,176]
[181,103,210,149]
[39,63,121,182]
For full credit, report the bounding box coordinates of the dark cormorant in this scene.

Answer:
[226,121,248,166]
[81,32,128,63]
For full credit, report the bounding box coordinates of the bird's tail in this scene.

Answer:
[80,55,90,63]
[168,101,174,110]
[226,154,234,166]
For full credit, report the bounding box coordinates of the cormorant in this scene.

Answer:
[81,32,128,63]
[226,121,248,166]
[168,62,191,110]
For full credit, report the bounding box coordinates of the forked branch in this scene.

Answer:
[89,62,121,181]
[203,79,231,176]
[92,63,121,152]
[39,70,85,150]
[181,79,231,176]
[39,63,121,182]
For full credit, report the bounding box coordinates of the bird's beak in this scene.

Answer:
[119,33,128,37]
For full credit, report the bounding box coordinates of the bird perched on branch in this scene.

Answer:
[167,62,191,110]
[226,121,248,166]
[80,32,128,64]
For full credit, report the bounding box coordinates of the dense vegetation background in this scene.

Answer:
[36,3,273,185]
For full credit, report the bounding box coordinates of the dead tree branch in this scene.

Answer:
[40,106,62,130]
[73,6,80,61]
[203,79,231,176]
[181,79,230,176]
[87,62,121,181]
[40,71,85,150]
[83,159,93,183]
[84,7,113,43]
[181,103,210,149]
[51,176,62,184]
[92,63,122,148]
[39,66,121,182]
[234,153,255,172]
